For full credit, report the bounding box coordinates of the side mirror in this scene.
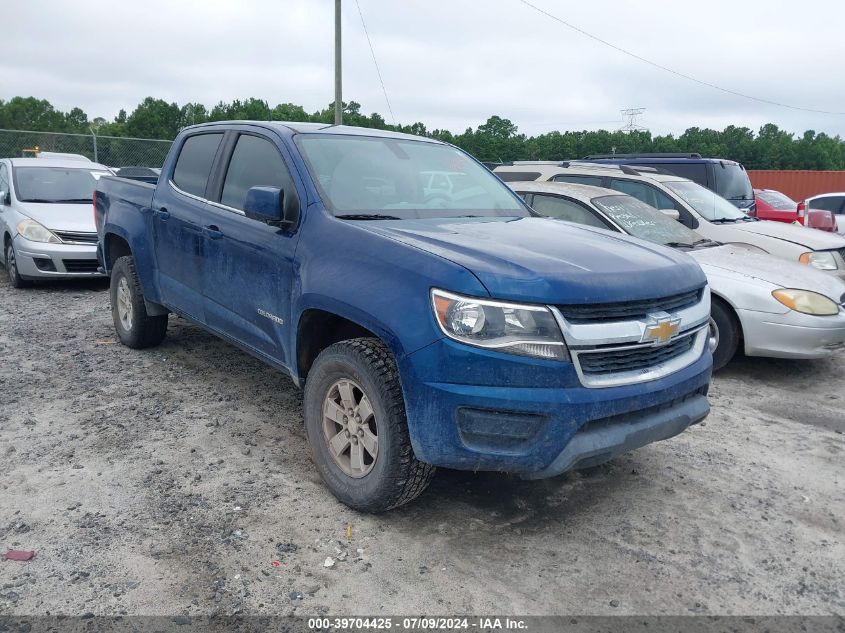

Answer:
[659,208,680,221]
[244,186,299,229]
[0,190,9,206]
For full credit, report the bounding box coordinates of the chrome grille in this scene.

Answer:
[55,231,98,244]
[578,335,695,376]
[557,289,702,323]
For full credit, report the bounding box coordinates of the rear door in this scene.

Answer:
[201,130,303,366]
[154,132,224,321]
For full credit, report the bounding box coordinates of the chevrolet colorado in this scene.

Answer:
[95,122,712,511]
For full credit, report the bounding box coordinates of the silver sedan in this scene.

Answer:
[0,156,110,287]
[510,180,845,370]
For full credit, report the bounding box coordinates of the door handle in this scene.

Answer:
[205,225,223,239]
[157,207,170,220]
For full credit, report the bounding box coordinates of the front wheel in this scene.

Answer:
[110,255,168,349]
[709,299,740,371]
[303,338,435,512]
[5,242,31,288]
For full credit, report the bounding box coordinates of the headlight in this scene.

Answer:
[799,251,838,271]
[772,289,840,316]
[17,219,61,244]
[432,289,569,360]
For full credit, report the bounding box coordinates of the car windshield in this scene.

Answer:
[14,167,109,203]
[664,180,749,222]
[591,195,706,247]
[296,135,528,219]
[756,190,796,209]
[713,163,753,201]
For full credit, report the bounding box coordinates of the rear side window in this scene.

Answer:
[172,133,224,197]
[551,174,604,186]
[496,171,542,182]
[646,162,707,185]
[221,135,294,211]
[530,194,609,229]
[809,196,845,213]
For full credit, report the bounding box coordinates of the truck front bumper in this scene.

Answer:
[13,234,104,279]
[399,338,712,477]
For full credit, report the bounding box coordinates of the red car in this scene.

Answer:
[753,188,838,232]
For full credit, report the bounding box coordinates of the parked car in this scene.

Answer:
[803,192,845,235]
[580,153,756,212]
[753,188,838,232]
[0,157,111,287]
[96,121,713,512]
[510,180,845,369]
[494,162,845,281]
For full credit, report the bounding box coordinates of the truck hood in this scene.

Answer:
[731,219,845,250]
[689,245,845,300]
[18,202,96,233]
[359,217,706,304]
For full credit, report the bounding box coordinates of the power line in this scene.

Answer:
[516,0,845,116]
[353,0,396,126]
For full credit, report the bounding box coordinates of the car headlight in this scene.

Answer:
[17,219,61,244]
[432,289,569,360]
[799,251,838,271]
[772,289,840,316]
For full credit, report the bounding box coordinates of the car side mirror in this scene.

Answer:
[659,208,680,221]
[244,186,299,229]
[0,190,9,206]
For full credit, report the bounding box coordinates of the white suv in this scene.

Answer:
[494,162,845,281]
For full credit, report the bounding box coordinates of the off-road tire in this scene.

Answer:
[710,297,740,371]
[304,338,435,512]
[5,242,31,288]
[110,255,167,349]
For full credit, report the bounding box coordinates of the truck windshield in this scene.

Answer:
[297,135,528,219]
[664,180,749,222]
[14,167,109,203]
[713,163,753,201]
[591,195,707,247]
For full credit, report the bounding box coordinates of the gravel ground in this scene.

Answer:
[0,276,843,617]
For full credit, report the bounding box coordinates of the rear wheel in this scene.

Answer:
[5,242,31,288]
[303,338,435,512]
[709,298,740,371]
[110,255,167,348]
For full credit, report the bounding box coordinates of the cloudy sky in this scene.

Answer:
[5,0,845,137]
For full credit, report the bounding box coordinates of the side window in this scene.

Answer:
[609,179,677,210]
[221,135,294,211]
[172,133,224,198]
[645,162,707,185]
[810,196,845,213]
[0,164,9,197]
[531,194,609,229]
[551,174,604,187]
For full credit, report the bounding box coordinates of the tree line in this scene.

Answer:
[1,95,844,170]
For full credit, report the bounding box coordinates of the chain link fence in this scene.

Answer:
[0,129,173,168]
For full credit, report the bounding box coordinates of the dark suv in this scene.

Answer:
[582,153,755,212]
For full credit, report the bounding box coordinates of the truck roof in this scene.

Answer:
[181,120,441,143]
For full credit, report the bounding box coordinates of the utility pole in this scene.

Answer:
[334,0,343,125]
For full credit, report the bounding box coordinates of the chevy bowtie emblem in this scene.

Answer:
[642,317,681,345]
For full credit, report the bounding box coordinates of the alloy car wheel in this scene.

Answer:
[322,378,379,478]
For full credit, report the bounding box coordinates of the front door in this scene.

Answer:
[202,132,301,366]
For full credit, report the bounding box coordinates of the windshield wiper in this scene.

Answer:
[19,198,62,203]
[710,217,741,223]
[335,214,402,221]
[663,241,695,249]
[691,238,720,248]
[52,198,93,203]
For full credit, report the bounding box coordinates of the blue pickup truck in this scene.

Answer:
[95,122,713,511]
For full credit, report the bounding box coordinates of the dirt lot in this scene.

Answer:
[0,276,843,617]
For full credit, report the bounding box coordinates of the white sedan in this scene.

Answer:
[510,180,845,370]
